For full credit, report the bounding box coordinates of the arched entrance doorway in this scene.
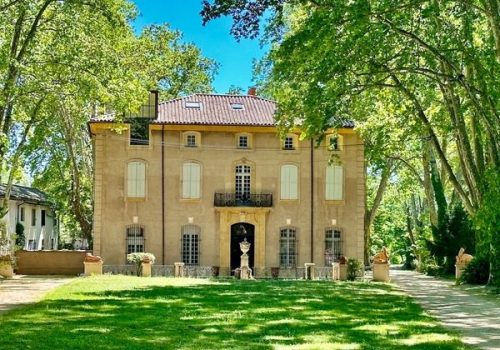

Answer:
[230,222,255,273]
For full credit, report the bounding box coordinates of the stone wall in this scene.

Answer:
[15,250,88,275]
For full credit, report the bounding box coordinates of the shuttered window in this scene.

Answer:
[127,161,146,198]
[326,165,343,200]
[280,165,298,200]
[182,162,201,199]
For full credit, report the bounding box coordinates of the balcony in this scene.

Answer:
[214,193,273,207]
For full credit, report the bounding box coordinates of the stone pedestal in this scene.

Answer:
[455,262,467,280]
[240,266,252,280]
[339,264,347,281]
[174,262,185,277]
[373,263,390,282]
[84,261,103,276]
[304,263,316,280]
[141,261,152,277]
[332,262,340,280]
[0,264,14,278]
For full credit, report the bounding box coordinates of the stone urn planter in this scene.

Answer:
[212,266,220,277]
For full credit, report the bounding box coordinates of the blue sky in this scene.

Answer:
[132,0,267,93]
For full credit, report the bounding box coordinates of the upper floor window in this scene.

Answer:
[280,165,298,200]
[325,228,343,265]
[182,225,200,265]
[326,134,343,152]
[236,133,252,149]
[41,210,46,226]
[325,165,343,200]
[127,161,146,198]
[182,162,201,199]
[126,224,145,255]
[19,207,25,222]
[280,227,297,267]
[183,131,201,148]
[282,134,298,150]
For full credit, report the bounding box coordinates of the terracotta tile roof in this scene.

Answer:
[89,93,355,128]
[155,94,276,126]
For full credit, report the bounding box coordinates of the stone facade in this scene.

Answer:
[89,93,365,275]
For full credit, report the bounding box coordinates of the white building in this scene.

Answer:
[0,184,58,252]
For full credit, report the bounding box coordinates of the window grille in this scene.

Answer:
[280,227,297,267]
[182,225,200,265]
[126,224,145,256]
[325,228,343,264]
[284,136,295,150]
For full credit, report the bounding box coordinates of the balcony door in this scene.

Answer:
[235,165,251,201]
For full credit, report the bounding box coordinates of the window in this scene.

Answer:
[127,161,146,198]
[182,162,201,199]
[283,136,295,150]
[230,103,244,110]
[129,118,150,146]
[280,165,298,200]
[185,101,201,109]
[126,224,145,255]
[31,208,36,226]
[327,134,343,151]
[235,164,251,200]
[326,165,343,200]
[183,131,201,148]
[182,225,200,265]
[41,210,46,226]
[238,135,248,148]
[28,239,36,250]
[19,207,25,222]
[186,134,197,147]
[280,227,297,267]
[325,228,343,264]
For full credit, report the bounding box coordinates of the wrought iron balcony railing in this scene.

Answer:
[214,192,273,207]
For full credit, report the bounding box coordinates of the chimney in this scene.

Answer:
[247,87,257,96]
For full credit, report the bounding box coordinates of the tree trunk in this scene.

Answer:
[364,158,394,265]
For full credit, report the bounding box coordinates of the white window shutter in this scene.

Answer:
[289,165,298,199]
[182,163,191,198]
[136,162,146,197]
[330,165,343,200]
[127,163,136,197]
[192,163,201,198]
[325,166,334,200]
[280,166,289,199]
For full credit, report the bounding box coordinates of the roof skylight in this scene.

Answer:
[230,103,244,110]
[185,101,201,109]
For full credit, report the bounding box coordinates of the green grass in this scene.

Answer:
[0,276,472,349]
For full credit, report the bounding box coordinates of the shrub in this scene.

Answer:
[127,252,156,276]
[346,258,363,281]
[460,256,490,285]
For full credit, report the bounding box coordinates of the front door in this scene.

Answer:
[230,222,255,273]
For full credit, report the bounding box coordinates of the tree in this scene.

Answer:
[202,0,499,284]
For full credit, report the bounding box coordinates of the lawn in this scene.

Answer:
[0,276,472,350]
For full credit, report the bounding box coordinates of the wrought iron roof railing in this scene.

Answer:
[214,192,273,207]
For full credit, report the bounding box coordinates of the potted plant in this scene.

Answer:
[127,252,156,276]
[271,267,280,279]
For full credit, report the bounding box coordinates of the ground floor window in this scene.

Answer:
[126,224,145,255]
[325,227,343,264]
[182,225,200,265]
[280,227,297,267]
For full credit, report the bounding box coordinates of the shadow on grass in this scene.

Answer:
[0,278,472,350]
